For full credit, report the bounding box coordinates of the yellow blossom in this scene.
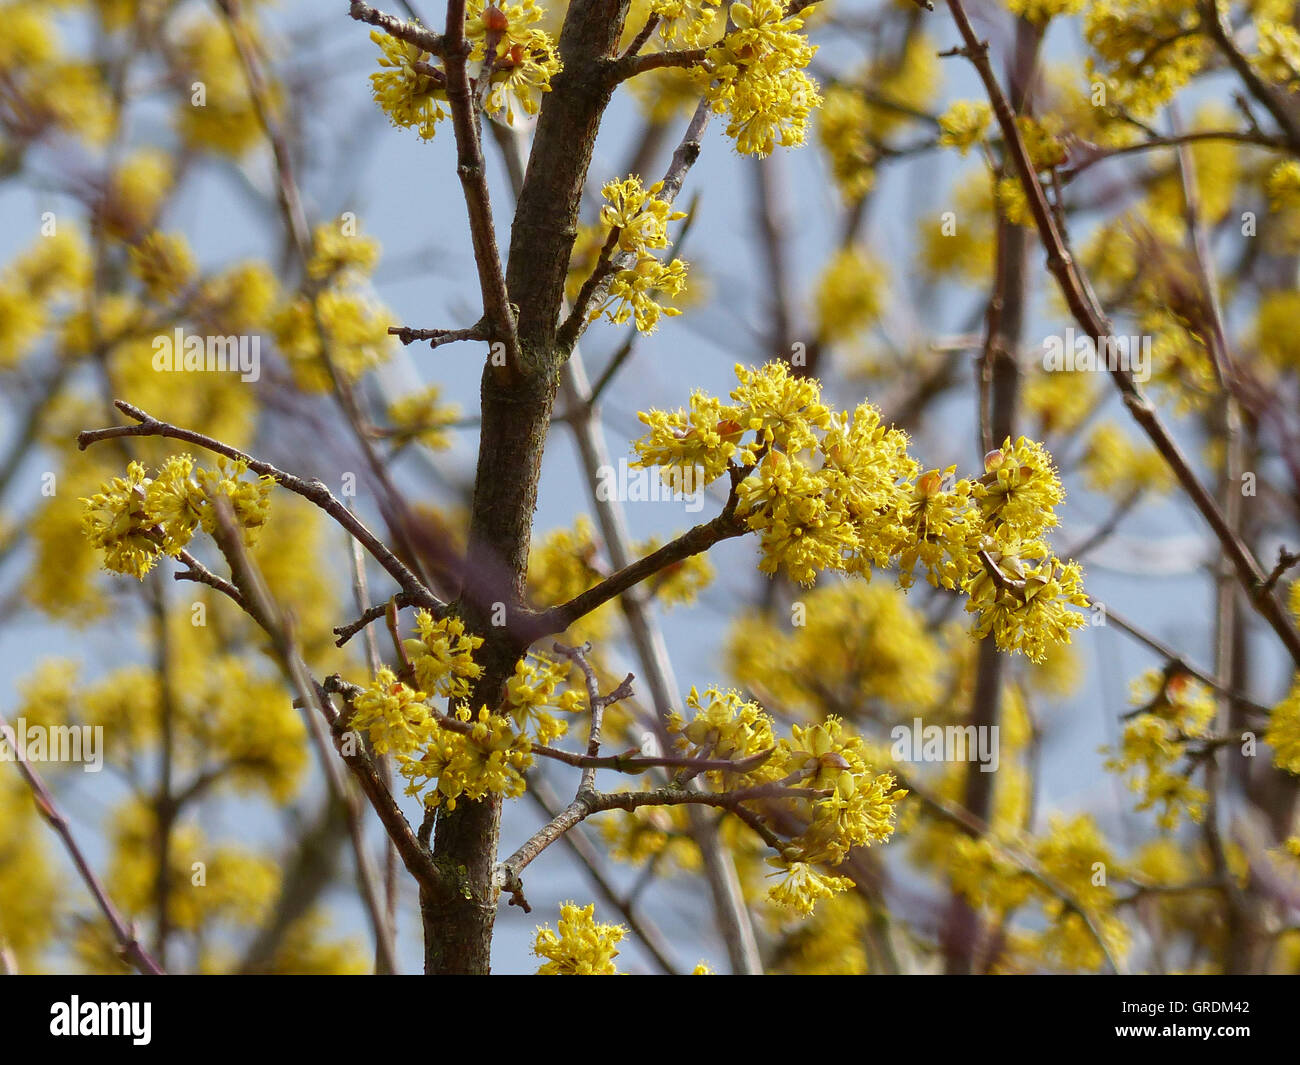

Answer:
[1266,677,1300,775]
[937,100,991,155]
[701,0,822,157]
[349,669,437,757]
[403,611,485,701]
[533,902,625,974]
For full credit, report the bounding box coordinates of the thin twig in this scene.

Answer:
[206,499,400,974]
[0,714,165,975]
[349,0,446,55]
[440,0,522,380]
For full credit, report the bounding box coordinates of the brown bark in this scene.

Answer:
[420,0,630,975]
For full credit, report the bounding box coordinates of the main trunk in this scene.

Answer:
[420,0,628,974]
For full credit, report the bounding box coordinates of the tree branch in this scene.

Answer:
[943,0,1300,668]
[441,0,522,382]
[78,400,445,614]
[349,0,446,56]
[532,507,746,638]
[0,713,166,975]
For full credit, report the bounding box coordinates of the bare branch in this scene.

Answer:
[349,0,446,56]
[533,507,746,638]
[389,323,490,347]
[0,713,165,975]
[441,0,522,381]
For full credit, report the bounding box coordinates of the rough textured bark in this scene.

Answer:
[421,0,629,975]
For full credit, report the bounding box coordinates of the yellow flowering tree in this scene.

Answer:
[2,0,1300,978]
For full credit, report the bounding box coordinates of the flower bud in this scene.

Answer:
[917,469,944,497]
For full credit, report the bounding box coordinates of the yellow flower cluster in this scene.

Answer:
[813,247,886,345]
[599,803,702,872]
[937,100,991,155]
[128,231,197,303]
[728,581,946,716]
[975,438,1064,537]
[815,37,940,201]
[0,774,58,969]
[173,16,268,157]
[503,653,583,744]
[817,87,877,201]
[174,654,310,802]
[349,668,437,757]
[600,176,685,256]
[1267,160,1300,212]
[1023,367,1097,436]
[528,516,609,634]
[769,723,905,916]
[351,613,601,810]
[533,902,626,974]
[1104,671,1215,829]
[307,219,380,282]
[918,179,995,282]
[402,610,485,700]
[0,2,112,145]
[1016,114,1068,172]
[964,538,1089,664]
[668,690,904,915]
[1082,422,1175,499]
[0,228,90,368]
[634,389,749,484]
[650,0,722,47]
[634,363,1087,661]
[102,149,175,241]
[598,258,690,334]
[1084,0,1206,117]
[1266,676,1300,776]
[961,441,1087,659]
[368,3,560,138]
[106,800,281,938]
[368,29,449,140]
[81,456,274,579]
[271,219,395,391]
[588,176,689,333]
[401,704,533,809]
[349,665,534,812]
[701,0,822,157]
[945,812,1128,972]
[1032,814,1129,970]
[386,385,461,450]
[1254,15,1300,86]
[468,0,562,123]
[195,261,279,336]
[779,719,904,855]
[670,686,777,781]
